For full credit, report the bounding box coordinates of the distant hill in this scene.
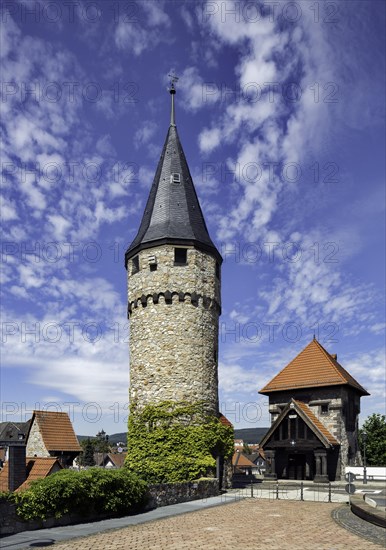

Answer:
[77,433,127,446]
[233,427,269,443]
[78,429,268,446]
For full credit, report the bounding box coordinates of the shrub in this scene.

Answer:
[12,468,148,521]
[125,401,234,483]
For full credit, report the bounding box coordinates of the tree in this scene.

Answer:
[80,438,96,467]
[359,414,386,466]
[243,442,252,454]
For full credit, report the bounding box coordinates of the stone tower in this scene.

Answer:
[125,84,222,417]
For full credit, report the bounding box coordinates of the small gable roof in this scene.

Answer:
[232,451,257,468]
[0,457,62,492]
[260,399,339,449]
[0,420,31,443]
[219,413,233,427]
[29,411,81,452]
[104,452,127,468]
[259,338,369,395]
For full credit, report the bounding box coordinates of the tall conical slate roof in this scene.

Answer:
[125,87,221,267]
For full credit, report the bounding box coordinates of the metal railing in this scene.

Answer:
[228,481,348,503]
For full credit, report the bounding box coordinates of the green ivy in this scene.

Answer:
[12,468,148,521]
[125,401,234,483]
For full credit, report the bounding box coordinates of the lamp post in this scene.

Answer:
[362,431,367,485]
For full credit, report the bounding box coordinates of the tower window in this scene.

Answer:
[320,403,329,415]
[171,173,181,184]
[174,248,187,265]
[132,256,139,274]
[150,264,157,272]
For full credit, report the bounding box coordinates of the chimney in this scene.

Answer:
[8,445,27,492]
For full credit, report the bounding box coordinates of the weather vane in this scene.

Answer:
[168,73,179,92]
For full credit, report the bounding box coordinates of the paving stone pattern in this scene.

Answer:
[55,499,383,549]
[333,505,386,547]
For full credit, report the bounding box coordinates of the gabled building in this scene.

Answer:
[26,411,81,467]
[96,452,127,469]
[232,451,259,476]
[0,420,31,461]
[0,456,62,492]
[259,338,369,481]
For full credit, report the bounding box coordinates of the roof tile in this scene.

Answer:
[259,339,369,395]
[294,400,339,446]
[0,457,62,492]
[32,411,81,452]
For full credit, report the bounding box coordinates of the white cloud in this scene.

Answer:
[179,66,220,111]
[0,195,18,221]
[198,127,221,153]
[134,121,157,149]
[114,2,170,55]
[47,214,71,240]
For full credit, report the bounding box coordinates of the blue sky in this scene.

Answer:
[1,0,385,436]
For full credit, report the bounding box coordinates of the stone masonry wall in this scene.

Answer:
[26,418,50,458]
[0,479,220,536]
[128,245,220,416]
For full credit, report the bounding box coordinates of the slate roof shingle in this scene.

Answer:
[0,420,31,443]
[125,124,221,265]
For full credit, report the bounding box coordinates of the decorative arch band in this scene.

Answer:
[127,291,221,317]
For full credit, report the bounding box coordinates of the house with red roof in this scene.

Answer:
[26,410,81,467]
[259,337,369,481]
[0,457,62,492]
[0,410,81,492]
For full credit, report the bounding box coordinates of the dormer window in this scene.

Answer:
[171,173,180,184]
[174,248,187,265]
[320,403,329,415]
[132,256,139,275]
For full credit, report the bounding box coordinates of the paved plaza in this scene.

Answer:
[8,499,382,550]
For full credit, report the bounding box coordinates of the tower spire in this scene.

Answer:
[168,73,178,127]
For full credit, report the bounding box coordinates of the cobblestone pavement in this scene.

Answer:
[333,505,386,547]
[55,499,384,549]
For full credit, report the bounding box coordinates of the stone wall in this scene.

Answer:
[145,478,219,509]
[0,478,220,536]
[128,245,220,416]
[26,417,50,458]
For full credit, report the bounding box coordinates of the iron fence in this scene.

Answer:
[227,481,349,503]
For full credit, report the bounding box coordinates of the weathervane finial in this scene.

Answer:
[168,73,179,126]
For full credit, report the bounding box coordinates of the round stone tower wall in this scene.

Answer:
[128,244,221,416]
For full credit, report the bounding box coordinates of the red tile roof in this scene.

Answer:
[0,457,62,492]
[260,399,338,449]
[30,411,81,452]
[259,338,369,395]
[232,451,257,468]
[294,400,338,446]
[106,452,127,468]
[219,413,233,427]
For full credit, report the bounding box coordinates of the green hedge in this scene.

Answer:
[12,468,148,520]
[125,401,234,483]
